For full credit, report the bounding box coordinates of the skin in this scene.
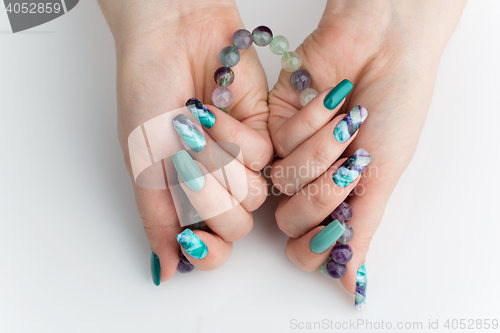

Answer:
[269,0,466,293]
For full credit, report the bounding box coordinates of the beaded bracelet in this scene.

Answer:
[211,25,320,113]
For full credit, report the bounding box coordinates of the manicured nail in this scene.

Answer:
[172,150,205,192]
[334,105,368,143]
[333,148,371,188]
[173,114,206,152]
[151,251,161,286]
[310,220,346,254]
[355,263,367,310]
[323,79,353,110]
[176,228,208,260]
[186,98,215,129]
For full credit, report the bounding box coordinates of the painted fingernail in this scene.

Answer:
[355,263,367,310]
[176,228,208,260]
[323,79,353,110]
[186,98,216,129]
[310,220,345,254]
[333,148,371,187]
[151,251,161,286]
[173,114,206,152]
[172,150,205,192]
[334,105,368,143]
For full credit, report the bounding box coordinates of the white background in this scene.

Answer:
[0,1,499,332]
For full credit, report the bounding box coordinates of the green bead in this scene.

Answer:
[269,35,289,55]
[281,51,302,72]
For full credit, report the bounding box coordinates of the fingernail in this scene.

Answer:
[334,105,368,143]
[323,79,353,110]
[172,150,205,192]
[310,220,346,254]
[173,114,206,152]
[333,148,371,188]
[176,228,208,260]
[186,98,215,129]
[151,251,161,286]
[355,263,367,310]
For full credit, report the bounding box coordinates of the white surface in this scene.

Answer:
[0,1,499,332]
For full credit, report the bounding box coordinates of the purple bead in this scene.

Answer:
[338,222,354,244]
[331,202,352,224]
[252,26,273,46]
[290,70,312,91]
[214,67,235,87]
[325,259,347,279]
[331,243,353,264]
[212,87,233,108]
[232,29,253,50]
[177,250,195,273]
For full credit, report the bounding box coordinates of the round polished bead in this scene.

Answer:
[252,26,273,46]
[290,69,312,91]
[281,51,302,72]
[214,67,235,87]
[232,29,253,50]
[331,243,353,264]
[219,46,240,67]
[325,259,347,279]
[299,88,319,107]
[319,256,332,277]
[331,202,352,224]
[212,87,233,108]
[269,35,289,55]
[337,222,354,244]
[177,250,195,273]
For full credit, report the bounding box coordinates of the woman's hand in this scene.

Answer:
[268,0,466,300]
[98,0,273,284]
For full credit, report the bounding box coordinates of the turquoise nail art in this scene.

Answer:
[176,229,208,260]
[333,148,371,188]
[323,79,353,110]
[172,150,205,192]
[334,105,368,143]
[173,114,206,152]
[355,264,367,310]
[310,220,346,254]
[151,252,161,286]
[186,98,216,129]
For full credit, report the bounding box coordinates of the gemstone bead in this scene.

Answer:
[232,29,253,50]
[281,51,302,72]
[214,67,234,87]
[290,69,312,90]
[219,46,240,67]
[212,87,233,108]
[337,222,354,244]
[319,256,332,277]
[177,250,195,273]
[252,26,273,46]
[331,202,352,224]
[325,259,347,279]
[331,243,353,264]
[269,35,289,55]
[299,88,319,107]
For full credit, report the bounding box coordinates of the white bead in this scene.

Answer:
[281,51,302,72]
[299,88,319,107]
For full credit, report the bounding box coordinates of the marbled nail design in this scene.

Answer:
[186,98,216,129]
[355,264,367,310]
[176,228,208,260]
[173,114,206,152]
[332,148,371,187]
[334,105,368,143]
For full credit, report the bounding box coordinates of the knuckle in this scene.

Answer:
[309,189,333,215]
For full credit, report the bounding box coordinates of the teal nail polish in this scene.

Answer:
[323,79,353,110]
[186,98,215,129]
[334,105,368,143]
[355,264,367,310]
[332,148,371,188]
[176,229,208,260]
[151,251,161,286]
[172,114,206,152]
[310,220,346,254]
[172,150,205,192]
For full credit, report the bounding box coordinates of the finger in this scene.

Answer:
[271,106,367,195]
[173,151,253,242]
[270,79,353,158]
[276,149,371,238]
[186,98,273,171]
[176,228,233,271]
